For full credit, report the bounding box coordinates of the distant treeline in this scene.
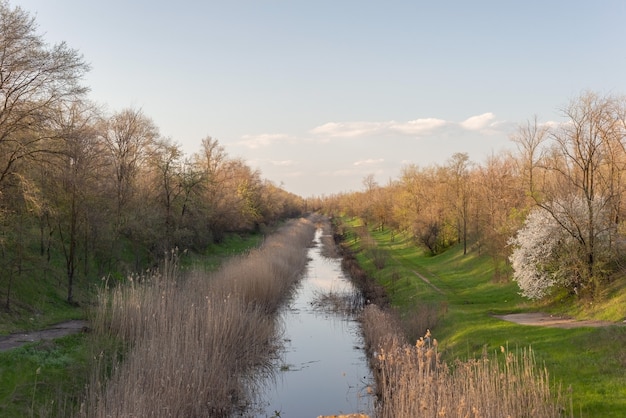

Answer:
[0,2,305,307]
[322,91,626,301]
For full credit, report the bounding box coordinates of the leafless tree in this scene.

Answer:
[540,92,626,294]
[102,108,158,233]
[0,2,88,189]
[510,115,548,201]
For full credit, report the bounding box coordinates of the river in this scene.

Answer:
[253,228,374,417]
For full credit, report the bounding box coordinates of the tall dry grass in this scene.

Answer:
[80,217,316,417]
[361,304,569,418]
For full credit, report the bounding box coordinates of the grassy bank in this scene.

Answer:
[0,231,265,417]
[338,217,626,417]
[0,333,90,417]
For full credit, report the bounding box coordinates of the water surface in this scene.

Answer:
[255,229,374,417]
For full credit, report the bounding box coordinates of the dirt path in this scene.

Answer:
[0,320,89,352]
[392,256,624,330]
[410,269,445,294]
[495,313,624,329]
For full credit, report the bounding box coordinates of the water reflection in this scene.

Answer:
[255,229,374,417]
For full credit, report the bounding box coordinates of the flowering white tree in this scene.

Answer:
[509,207,566,299]
[509,197,615,299]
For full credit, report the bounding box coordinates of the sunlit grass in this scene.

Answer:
[338,216,626,417]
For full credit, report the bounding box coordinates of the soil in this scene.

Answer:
[494,312,625,329]
[0,320,89,352]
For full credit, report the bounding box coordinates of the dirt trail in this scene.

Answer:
[387,255,625,330]
[495,313,624,329]
[410,269,444,294]
[0,320,89,352]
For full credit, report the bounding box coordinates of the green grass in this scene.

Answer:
[0,231,265,417]
[341,218,626,417]
[0,333,90,417]
[181,232,264,271]
[0,272,88,335]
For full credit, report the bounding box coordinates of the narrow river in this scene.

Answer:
[254,228,374,417]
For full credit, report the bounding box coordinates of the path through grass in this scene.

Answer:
[341,218,626,417]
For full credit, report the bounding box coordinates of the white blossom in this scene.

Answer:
[508,208,565,299]
[508,196,613,299]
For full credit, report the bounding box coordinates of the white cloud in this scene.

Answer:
[353,158,384,166]
[460,112,496,131]
[310,119,447,138]
[310,121,386,138]
[391,118,447,135]
[251,113,508,150]
[239,133,290,148]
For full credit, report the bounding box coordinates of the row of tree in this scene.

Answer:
[322,92,626,300]
[0,2,304,307]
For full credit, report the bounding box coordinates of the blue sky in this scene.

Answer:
[12,0,626,197]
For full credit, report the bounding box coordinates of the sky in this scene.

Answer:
[10,0,626,197]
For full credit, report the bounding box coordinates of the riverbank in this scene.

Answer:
[80,217,316,417]
[0,320,88,352]
[333,216,626,417]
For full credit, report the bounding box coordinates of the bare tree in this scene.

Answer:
[0,2,88,188]
[146,137,184,251]
[45,100,103,304]
[510,115,548,201]
[475,153,525,279]
[102,108,158,233]
[539,92,625,295]
[447,152,472,254]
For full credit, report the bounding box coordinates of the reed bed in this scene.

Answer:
[311,288,365,316]
[361,304,569,418]
[80,217,316,417]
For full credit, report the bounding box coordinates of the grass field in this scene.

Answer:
[341,217,626,417]
[0,333,90,416]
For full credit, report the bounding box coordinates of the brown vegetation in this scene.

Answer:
[360,305,568,418]
[0,4,305,312]
[340,247,389,309]
[332,220,567,417]
[322,91,626,300]
[79,217,316,417]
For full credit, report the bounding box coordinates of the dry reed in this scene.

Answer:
[80,217,316,417]
[361,304,569,418]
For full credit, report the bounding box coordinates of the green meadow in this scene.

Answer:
[341,217,626,417]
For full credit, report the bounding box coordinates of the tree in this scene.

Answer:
[508,206,564,299]
[538,92,626,294]
[446,152,472,254]
[0,1,88,189]
[394,164,453,254]
[509,197,614,299]
[102,108,158,235]
[474,153,524,278]
[191,136,230,242]
[146,137,183,251]
[45,100,103,304]
[510,115,548,201]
